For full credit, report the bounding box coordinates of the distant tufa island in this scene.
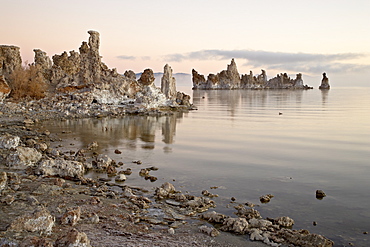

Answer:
[192,59,330,90]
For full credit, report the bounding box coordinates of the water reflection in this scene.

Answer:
[46,112,186,152]
[192,89,308,116]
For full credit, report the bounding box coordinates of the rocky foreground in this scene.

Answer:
[0,117,335,247]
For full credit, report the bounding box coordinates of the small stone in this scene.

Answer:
[87,141,98,150]
[139,168,149,176]
[114,149,122,154]
[316,190,326,199]
[115,174,126,182]
[260,194,274,203]
[60,207,81,226]
[231,197,236,202]
[313,221,317,226]
[168,227,175,235]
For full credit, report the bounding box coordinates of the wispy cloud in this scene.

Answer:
[164,49,370,74]
[117,55,152,61]
[117,55,136,60]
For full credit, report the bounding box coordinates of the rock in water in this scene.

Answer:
[161,64,177,100]
[319,72,330,89]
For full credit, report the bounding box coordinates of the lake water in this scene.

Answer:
[43,87,370,246]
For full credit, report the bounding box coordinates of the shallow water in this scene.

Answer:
[43,87,370,246]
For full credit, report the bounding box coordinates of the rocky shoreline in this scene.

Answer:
[0,110,335,247]
[0,30,334,246]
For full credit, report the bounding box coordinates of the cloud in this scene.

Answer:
[164,49,370,74]
[116,55,136,60]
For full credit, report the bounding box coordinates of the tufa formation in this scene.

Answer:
[192,59,313,90]
[0,30,192,109]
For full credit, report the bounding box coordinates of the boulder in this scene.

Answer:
[272,216,295,227]
[60,207,81,226]
[55,228,91,247]
[6,146,42,167]
[7,207,55,235]
[219,217,249,234]
[0,133,20,149]
[36,158,85,178]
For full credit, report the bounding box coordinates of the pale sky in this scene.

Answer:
[1,0,370,86]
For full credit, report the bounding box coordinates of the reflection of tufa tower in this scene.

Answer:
[319,72,330,89]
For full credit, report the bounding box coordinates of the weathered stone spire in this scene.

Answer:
[161,64,177,100]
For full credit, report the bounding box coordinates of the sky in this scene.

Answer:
[1,0,370,87]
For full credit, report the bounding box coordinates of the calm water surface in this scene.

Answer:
[43,87,370,246]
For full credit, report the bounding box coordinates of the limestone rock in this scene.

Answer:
[272,216,295,227]
[138,68,155,86]
[161,64,177,100]
[0,133,20,149]
[319,72,330,89]
[234,204,261,219]
[36,158,85,178]
[115,174,126,182]
[94,154,113,170]
[61,207,81,226]
[316,189,326,199]
[260,194,274,203]
[0,45,22,80]
[191,69,206,89]
[19,236,54,247]
[219,217,249,234]
[200,211,227,224]
[7,207,55,235]
[0,75,11,101]
[272,228,334,247]
[218,58,240,88]
[6,146,42,167]
[248,218,273,229]
[33,49,52,71]
[55,228,91,247]
[124,70,136,80]
[199,225,220,237]
[193,59,313,90]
